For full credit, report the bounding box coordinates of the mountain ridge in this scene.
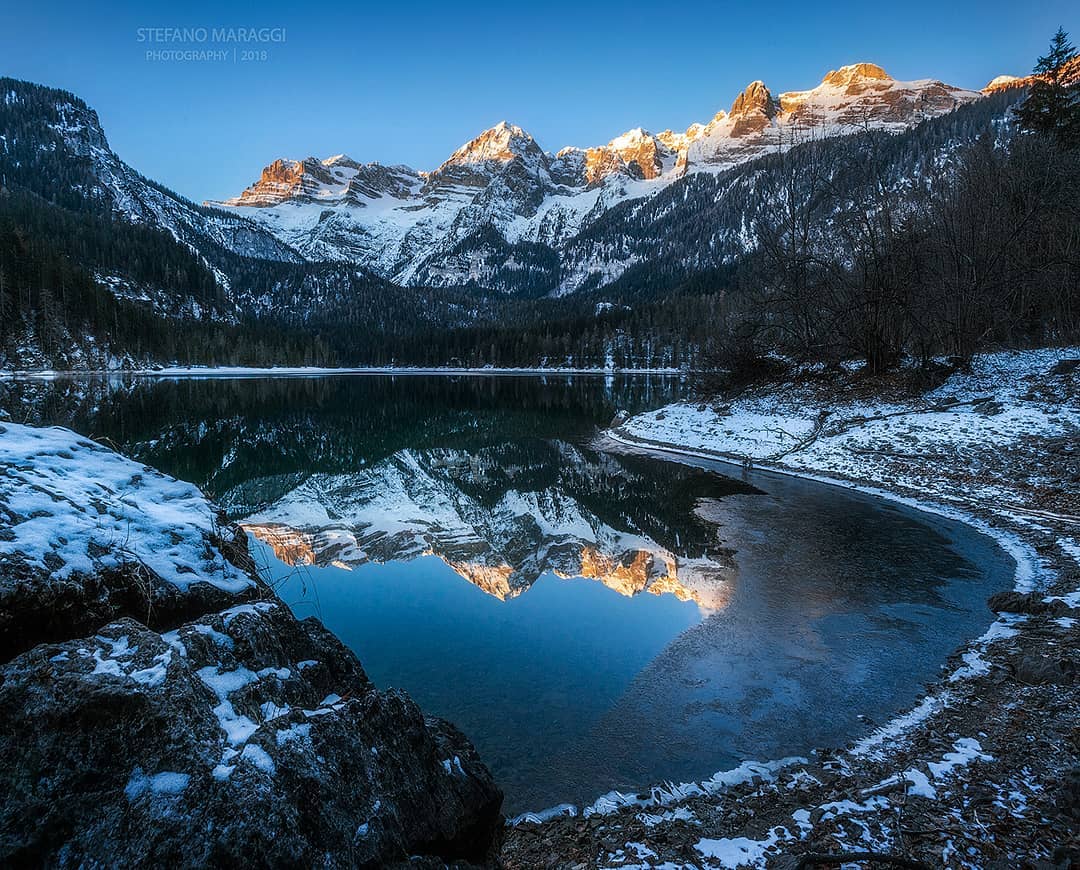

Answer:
[0,55,1058,370]
[209,62,988,291]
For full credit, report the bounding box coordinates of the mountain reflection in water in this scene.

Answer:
[1,373,1014,814]
[242,440,741,613]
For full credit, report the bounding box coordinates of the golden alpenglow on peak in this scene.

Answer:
[729,80,776,117]
[821,62,892,86]
[442,120,535,166]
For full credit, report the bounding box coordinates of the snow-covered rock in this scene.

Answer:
[0,423,256,659]
[0,423,504,864]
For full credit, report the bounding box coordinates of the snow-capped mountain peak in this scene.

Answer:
[438,120,540,168]
[820,61,892,87]
[223,154,422,208]
[210,59,991,291]
[729,80,776,118]
[983,74,1023,92]
[324,153,356,166]
[776,63,978,129]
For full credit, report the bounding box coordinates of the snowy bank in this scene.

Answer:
[505,347,1080,869]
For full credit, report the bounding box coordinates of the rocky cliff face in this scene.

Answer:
[229,155,423,208]
[0,424,503,866]
[212,61,987,293]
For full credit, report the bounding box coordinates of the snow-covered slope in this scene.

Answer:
[213,63,985,291]
[1,84,300,266]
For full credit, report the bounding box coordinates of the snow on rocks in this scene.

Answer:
[0,424,504,865]
[0,577,504,867]
[0,422,260,660]
[0,422,252,592]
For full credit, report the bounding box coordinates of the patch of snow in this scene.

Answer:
[124,767,190,800]
[440,755,467,777]
[638,806,697,826]
[239,743,276,775]
[220,602,277,625]
[509,803,577,825]
[129,649,172,687]
[791,808,812,838]
[196,665,261,745]
[695,827,786,868]
[275,722,312,746]
[927,737,992,780]
[260,701,290,721]
[0,423,253,594]
[192,624,235,649]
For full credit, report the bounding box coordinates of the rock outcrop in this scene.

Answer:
[0,424,503,866]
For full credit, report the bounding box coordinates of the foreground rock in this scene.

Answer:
[0,424,503,866]
[0,423,258,662]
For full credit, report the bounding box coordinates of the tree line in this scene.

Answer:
[700,29,1080,387]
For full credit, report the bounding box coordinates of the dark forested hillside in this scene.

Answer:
[0,78,483,368]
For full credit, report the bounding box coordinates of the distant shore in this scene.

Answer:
[0,364,685,380]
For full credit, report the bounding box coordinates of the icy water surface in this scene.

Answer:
[2,373,1014,814]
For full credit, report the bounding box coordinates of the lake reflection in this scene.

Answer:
[1,374,1014,813]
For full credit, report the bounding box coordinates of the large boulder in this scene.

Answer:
[0,423,259,661]
[0,605,503,866]
[0,424,503,866]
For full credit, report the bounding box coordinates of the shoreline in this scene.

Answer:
[0,365,685,380]
[503,427,1043,828]
[504,348,1080,867]
[3,347,1077,866]
[603,428,1046,593]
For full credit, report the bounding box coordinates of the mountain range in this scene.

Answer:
[210,63,990,292]
[5,53,1072,369]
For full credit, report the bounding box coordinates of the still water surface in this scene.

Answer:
[1,374,1013,813]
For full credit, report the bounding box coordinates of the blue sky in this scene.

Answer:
[1,0,1076,201]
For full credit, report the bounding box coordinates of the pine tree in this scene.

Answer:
[1016,28,1080,147]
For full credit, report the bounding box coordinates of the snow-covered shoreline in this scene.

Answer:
[505,347,1080,868]
[507,418,1048,832]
